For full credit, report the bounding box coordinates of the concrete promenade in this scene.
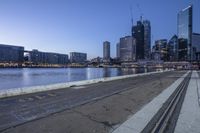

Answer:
[0,71,186,133]
[174,71,200,133]
[113,71,200,133]
[113,71,190,133]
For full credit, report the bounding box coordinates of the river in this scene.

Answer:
[0,67,156,90]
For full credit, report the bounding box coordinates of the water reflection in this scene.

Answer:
[0,68,154,90]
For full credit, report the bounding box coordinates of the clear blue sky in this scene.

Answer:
[0,0,199,59]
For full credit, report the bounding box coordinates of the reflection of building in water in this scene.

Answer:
[67,68,87,81]
[103,68,112,77]
[120,68,137,75]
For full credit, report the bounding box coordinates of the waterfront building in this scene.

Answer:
[192,33,200,61]
[177,5,193,61]
[153,39,169,61]
[116,42,120,59]
[151,51,161,61]
[103,41,110,63]
[143,20,151,59]
[119,36,136,62]
[0,44,24,63]
[132,19,145,60]
[70,52,87,63]
[90,57,102,64]
[168,35,178,61]
[28,49,68,65]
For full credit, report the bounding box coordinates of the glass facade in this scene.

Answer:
[168,35,178,61]
[119,36,136,62]
[154,39,169,61]
[177,5,192,61]
[103,41,110,61]
[192,33,200,60]
[116,42,120,58]
[0,44,24,63]
[132,21,145,60]
[29,49,68,65]
[70,52,87,63]
[143,20,151,59]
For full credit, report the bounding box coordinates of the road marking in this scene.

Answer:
[47,93,56,97]
[27,97,34,101]
[71,86,86,89]
[18,99,26,102]
[35,95,45,100]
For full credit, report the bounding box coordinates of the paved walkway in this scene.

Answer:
[113,71,200,133]
[0,71,186,133]
[174,71,200,133]
[113,71,189,133]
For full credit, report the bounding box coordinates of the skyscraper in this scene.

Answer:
[143,20,151,59]
[168,35,178,61]
[103,41,110,62]
[153,39,169,61]
[192,33,200,60]
[132,20,145,60]
[177,5,193,61]
[116,42,120,58]
[119,36,136,62]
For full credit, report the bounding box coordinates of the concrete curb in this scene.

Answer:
[0,70,171,99]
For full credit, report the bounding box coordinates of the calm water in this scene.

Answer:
[0,68,155,90]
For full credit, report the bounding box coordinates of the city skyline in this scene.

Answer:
[0,0,200,59]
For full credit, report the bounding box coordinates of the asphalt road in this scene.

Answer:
[0,71,186,133]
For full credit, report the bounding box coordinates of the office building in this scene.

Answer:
[132,20,145,60]
[70,52,87,63]
[0,44,24,63]
[168,35,178,61]
[28,49,68,65]
[116,42,120,58]
[103,41,110,62]
[143,20,151,59]
[192,33,200,60]
[177,5,193,61]
[153,39,169,61]
[119,36,136,62]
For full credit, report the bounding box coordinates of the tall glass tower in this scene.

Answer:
[177,5,193,61]
[132,21,145,60]
[143,20,151,59]
[103,41,110,62]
